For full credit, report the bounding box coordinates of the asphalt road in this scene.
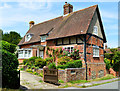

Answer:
[64,81,119,89]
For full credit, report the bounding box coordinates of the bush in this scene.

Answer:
[2,49,19,88]
[48,62,57,69]
[1,40,16,53]
[57,56,72,65]
[35,58,46,68]
[70,49,80,60]
[45,57,53,65]
[57,64,68,69]
[23,59,29,65]
[33,72,38,75]
[104,53,113,60]
[39,72,43,77]
[29,56,38,66]
[104,58,111,70]
[57,60,82,69]
[26,69,33,73]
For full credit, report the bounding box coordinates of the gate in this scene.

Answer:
[43,67,58,83]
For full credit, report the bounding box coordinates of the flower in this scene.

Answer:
[62,48,64,51]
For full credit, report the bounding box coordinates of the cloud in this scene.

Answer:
[0,3,11,9]
[100,10,118,19]
[18,2,51,10]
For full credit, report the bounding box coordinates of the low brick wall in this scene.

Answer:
[58,68,86,82]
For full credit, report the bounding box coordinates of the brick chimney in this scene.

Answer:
[29,21,35,28]
[63,2,73,15]
[105,44,107,49]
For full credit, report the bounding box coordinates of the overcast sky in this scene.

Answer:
[0,1,118,48]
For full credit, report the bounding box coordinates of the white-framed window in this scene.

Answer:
[18,48,32,59]
[63,46,74,53]
[25,34,32,42]
[40,35,47,42]
[93,46,99,57]
[93,26,98,35]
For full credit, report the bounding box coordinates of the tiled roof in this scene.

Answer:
[18,5,106,46]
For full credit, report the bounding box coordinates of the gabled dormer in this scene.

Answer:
[25,33,33,42]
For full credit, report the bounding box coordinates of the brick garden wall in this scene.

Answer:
[58,68,86,82]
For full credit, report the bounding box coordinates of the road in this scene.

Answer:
[64,81,119,89]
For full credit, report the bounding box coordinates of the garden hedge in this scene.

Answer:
[1,40,16,53]
[2,49,19,88]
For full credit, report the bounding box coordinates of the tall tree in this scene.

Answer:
[2,31,22,45]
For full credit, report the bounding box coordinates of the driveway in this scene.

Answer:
[20,71,58,89]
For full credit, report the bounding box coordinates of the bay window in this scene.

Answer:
[93,46,99,57]
[18,48,32,59]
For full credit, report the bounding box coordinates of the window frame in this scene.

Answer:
[40,35,47,42]
[63,46,74,53]
[93,26,98,35]
[93,46,99,57]
[18,48,32,59]
[25,33,32,42]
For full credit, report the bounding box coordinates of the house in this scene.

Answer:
[18,2,107,80]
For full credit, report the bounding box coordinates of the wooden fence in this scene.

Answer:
[43,67,58,83]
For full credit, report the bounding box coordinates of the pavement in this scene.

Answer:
[20,71,58,89]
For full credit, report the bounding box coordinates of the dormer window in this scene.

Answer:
[93,26,98,35]
[40,35,47,42]
[25,33,32,42]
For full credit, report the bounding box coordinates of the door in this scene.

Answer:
[40,51,44,58]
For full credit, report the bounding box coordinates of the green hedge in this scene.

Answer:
[1,40,16,53]
[35,58,46,68]
[57,60,82,69]
[104,58,111,70]
[2,49,19,88]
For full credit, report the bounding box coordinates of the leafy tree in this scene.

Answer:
[2,31,22,45]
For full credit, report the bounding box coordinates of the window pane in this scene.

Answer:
[25,50,28,57]
[28,50,31,57]
[19,50,23,58]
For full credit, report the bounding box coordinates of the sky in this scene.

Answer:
[0,1,118,48]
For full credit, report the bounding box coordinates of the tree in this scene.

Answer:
[2,31,22,45]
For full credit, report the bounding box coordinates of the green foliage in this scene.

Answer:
[39,80,43,82]
[23,59,29,65]
[57,60,82,69]
[57,56,72,65]
[2,31,22,45]
[39,72,43,77]
[104,58,111,70]
[70,49,80,60]
[58,80,64,83]
[104,53,113,60]
[48,62,57,69]
[2,49,19,88]
[57,64,68,69]
[26,69,33,73]
[20,68,24,70]
[46,50,49,55]
[1,40,16,53]
[33,72,38,75]
[45,57,53,65]
[35,58,46,68]
[67,60,82,68]
[69,80,89,84]
[29,56,38,66]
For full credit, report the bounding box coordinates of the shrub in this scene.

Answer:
[57,56,72,65]
[48,62,57,69]
[1,40,16,53]
[26,69,33,73]
[2,49,19,88]
[70,49,80,60]
[33,72,38,75]
[29,56,38,66]
[57,64,68,69]
[23,59,29,65]
[57,60,82,69]
[35,58,46,68]
[39,72,43,77]
[45,57,53,65]
[104,58,111,70]
[104,53,113,60]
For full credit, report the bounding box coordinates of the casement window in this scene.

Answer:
[40,35,47,42]
[63,46,74,53]
[93,46,99,57]
[18,48,32,59]
[93,26,98,35]
[25,34,32,42]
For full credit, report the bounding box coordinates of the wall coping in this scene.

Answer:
[65,68,85,70]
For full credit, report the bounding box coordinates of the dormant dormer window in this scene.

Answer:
[40,35,47,42]
[93,26,98,35]
[25,33,32,42]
